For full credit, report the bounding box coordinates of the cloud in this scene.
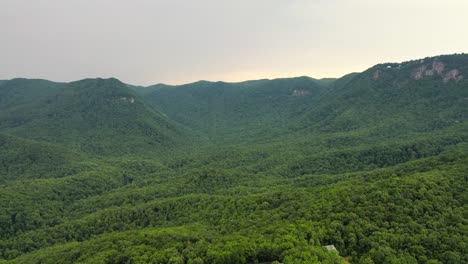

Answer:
[1,0,467,85]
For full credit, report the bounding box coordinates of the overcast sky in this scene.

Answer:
[1,0,467,85]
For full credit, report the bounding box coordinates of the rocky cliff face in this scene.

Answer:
[371,55,467,84]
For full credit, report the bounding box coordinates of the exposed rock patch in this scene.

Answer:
[424,69,434,76]
[373,70,381,80]
[443,69,463,82]
[292,89,309,97]
[411,65,427,80]
[410,60,463,82]
[118,97,136,103]
[432,61,445,75]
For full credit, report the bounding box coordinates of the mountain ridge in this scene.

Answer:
[0,78,185,155]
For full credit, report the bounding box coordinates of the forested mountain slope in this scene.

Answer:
[132,77,329,143]
[0,133,87,184]
[134,55,468,146]
[299,54,468,135]
[0,78,183,155]
[0,54,467,264]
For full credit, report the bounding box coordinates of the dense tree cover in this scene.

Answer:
[0,78,185,155]
[0,143,466,263]
[134,77,328,144]
[0,54,467,263]
[134,55,467,143]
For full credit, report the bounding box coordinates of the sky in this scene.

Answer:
[1,0,468,86]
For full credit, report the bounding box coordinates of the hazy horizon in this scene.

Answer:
[1,0,468,86]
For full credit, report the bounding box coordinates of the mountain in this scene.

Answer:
[132,76,329,143]
[133,55,468,145]
[0,54,467,264]
[299,54,468,134]
[0,78,183,155]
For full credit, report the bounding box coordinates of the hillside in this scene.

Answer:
[299,54,468,134]
[0,133,86,184]
[132,77,328,143]
[134,55,468,146]
[0,54,467,264]
[0,78,183,155]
